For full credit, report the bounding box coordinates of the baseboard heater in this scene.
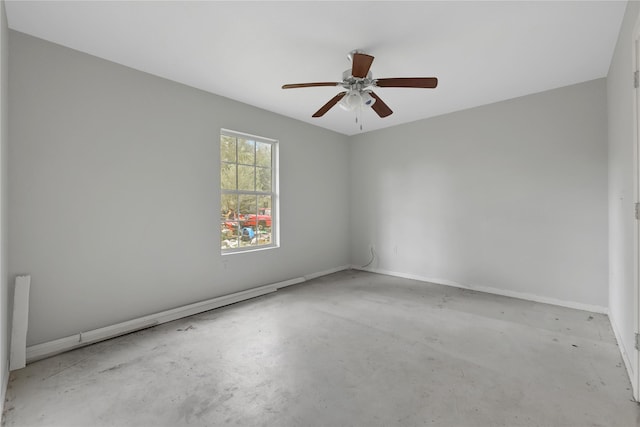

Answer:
[25,275,313,364]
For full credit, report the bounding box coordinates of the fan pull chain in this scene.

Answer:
[355,107,363,131]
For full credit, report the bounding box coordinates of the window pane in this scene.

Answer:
[256,167,271,192]
[221,193,238,218]
[221,163,237,190]
[238,165,255,191]
[238,139,255,165]
[221,194,240,250]
[239,195,257,218]
[256,142,271,167]
[221,222,240,250]
[221,136,236,162]
[238,195,257,247]
[256,195,272,245]
[258,196,271,211]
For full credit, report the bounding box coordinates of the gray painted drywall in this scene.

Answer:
[607,0,640,393]
[8,31,350,346]
[0,0,8,392]
[349,79,608,308]
[7,26,612,351]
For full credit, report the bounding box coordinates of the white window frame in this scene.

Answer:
[220,129,279,254]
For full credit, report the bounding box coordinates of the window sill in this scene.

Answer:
[221,244,279,256]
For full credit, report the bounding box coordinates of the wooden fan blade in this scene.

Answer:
[352,53,374,78]
[375,77,438,88]
[312,92,347,117]
[369,91,393,118]
[282,82,341,89]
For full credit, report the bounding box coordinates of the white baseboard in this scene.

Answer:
[352,266,608,314]
[609,314,638,400]
[26,265,350,364]
[30,264,606,365]
[0,365,8,419]
[272,277,305,290]
[304,265,351,281]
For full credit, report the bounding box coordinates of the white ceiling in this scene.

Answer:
[5,1,627,136]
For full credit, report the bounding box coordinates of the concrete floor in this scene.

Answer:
[3,270,639,426]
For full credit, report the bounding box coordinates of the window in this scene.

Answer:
[220,129,278,253]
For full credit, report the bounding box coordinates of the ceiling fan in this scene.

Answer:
[282,51,438,119]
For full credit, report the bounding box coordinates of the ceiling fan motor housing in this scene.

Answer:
[342,69,374,91]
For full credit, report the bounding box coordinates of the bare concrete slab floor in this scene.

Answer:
[3,270,640,426]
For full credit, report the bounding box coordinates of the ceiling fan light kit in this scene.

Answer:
[282,50,438,130]
[338,90,376,111]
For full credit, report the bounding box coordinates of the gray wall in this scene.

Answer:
[350,79,608,309]
[8,31,350,346]
[607,0,640,396]
[0,0,8,394]
[7,27,612,352]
